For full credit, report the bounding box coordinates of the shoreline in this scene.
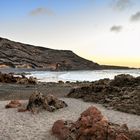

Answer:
[0,72,140,139]
[0,82,73,100]
[0,72,139,116]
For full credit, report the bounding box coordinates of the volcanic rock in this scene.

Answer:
[52,106,131,140]
[0,72,37,84]
[67,74,140,115]
[26,92,67,113]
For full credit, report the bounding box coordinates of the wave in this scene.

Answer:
[27,69,140,82]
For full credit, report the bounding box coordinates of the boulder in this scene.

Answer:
[16,76,37,84]
[26,92,67,113]
[0,72,16,83]
[52,120,73,140]
[52,106,130,140]
[5,100,22,108]
[110,74,135,87]
[0,72,37,84]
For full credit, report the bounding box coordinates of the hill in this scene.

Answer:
[0,37,130,70]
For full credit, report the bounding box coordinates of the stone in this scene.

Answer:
[52,120,71,140]
[52,106,130,140]
[26,92,67,113]
[5,100,22,108]
[67,74,140,115]
[129,130,140,140]
[0,72,37,84]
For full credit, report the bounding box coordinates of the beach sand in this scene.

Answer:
[0,98,140,140]
[0,82,73,100]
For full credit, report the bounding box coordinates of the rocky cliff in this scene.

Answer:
[0,37,101,70]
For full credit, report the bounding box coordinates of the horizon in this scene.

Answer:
[0,0,140,68]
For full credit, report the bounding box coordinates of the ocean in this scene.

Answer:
[0,68,139,82]
[26,69,140,82]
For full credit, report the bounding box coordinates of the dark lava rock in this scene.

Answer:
[0,72,37,84]
[67,74,140,115]
[110,74,139,87]
[26,92,68,113]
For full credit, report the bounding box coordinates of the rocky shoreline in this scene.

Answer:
[0,72,140,116]
[0,72,140,139]
[67,74,140,115]
[0,72,91,100]
[0,72,37,84]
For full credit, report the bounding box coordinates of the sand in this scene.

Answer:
[0,98,140,140]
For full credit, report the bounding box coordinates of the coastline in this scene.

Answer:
[0,71,140,139]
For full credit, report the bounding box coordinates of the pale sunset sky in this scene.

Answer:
[0,0,140,68]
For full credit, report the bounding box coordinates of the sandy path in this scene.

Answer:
[0,98,140,140]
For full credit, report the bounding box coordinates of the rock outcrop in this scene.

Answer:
[67,74,140,115]
[0,72,37,84]
[52,106,135,140]
[5,92,68,113]
[25,92,68,113]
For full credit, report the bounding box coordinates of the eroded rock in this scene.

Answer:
[52,106,131,140]
[26,92,67,113]
[0,72,37,84]
[67,74,140,115]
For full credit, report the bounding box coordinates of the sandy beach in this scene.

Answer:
[0,73,140,140]
[0,82,73,100]
[0,98,140,140]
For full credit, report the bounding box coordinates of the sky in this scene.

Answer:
[0,0,140,68]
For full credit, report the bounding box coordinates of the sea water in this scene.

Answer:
[1,68,139,82]
[27,69,140,82]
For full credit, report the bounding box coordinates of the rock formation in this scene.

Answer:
[52,106,134,140]
[5,92,67,113]
[67,74,140,115]
[0,72,37,84]
[25,92,68,113]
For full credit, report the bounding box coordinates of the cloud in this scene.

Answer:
[112,0,132,11]
[29,7,54,16]
[130,11,140,22]
[110,25,123,32]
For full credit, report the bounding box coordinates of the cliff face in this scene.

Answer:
[0,37,100,70]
